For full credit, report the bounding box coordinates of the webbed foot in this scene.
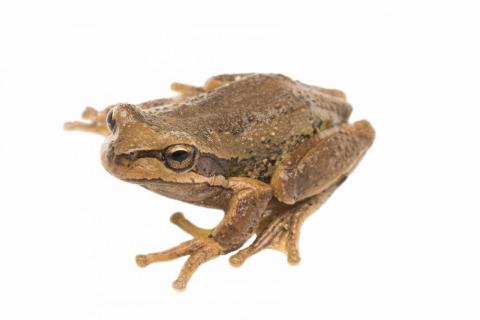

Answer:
[229,212,300,267]
[229,195,325,267]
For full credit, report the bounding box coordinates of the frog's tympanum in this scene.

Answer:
[65,74,375,291]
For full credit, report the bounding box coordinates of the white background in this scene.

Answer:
[2,1,479,319]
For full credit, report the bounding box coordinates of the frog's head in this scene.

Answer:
[100,103,225,186]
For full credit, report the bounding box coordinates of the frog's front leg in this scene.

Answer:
[135,177,272,291]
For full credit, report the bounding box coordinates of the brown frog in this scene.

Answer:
[65,73,375,291]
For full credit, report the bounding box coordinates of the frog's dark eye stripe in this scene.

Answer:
[164,144,197,172]
[106,109,116,133]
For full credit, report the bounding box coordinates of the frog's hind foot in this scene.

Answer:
[229,194,327,267]
[170,74,251,97]
[170,212,210,238]
[229,212,293,266]
[229,210,303,267]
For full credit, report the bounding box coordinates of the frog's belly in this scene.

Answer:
[138,180,232,209]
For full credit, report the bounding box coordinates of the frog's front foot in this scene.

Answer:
[135,237,225,291]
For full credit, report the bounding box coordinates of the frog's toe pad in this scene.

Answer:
[229,253,247,267]
[172,279,187,291]
[287,252,301,265]
[135,254,149,267]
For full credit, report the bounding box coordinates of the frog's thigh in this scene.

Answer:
[271,120,375,205]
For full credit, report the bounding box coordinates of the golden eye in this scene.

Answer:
[164,145,197,171]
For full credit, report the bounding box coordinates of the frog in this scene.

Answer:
[64,73,375,291]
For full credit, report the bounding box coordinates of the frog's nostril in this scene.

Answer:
[106,109,117,133]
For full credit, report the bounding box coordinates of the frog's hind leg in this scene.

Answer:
[170,212,211,238]
[230,120,375,267]
[229,191,331,267]
[272,120,375,205]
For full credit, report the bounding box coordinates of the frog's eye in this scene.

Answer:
[106,109,116,133]
[164,144,197,171]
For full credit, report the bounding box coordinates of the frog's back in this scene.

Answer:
[143,73,352,180]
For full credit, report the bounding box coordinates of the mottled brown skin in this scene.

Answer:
[65,73,375,291]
